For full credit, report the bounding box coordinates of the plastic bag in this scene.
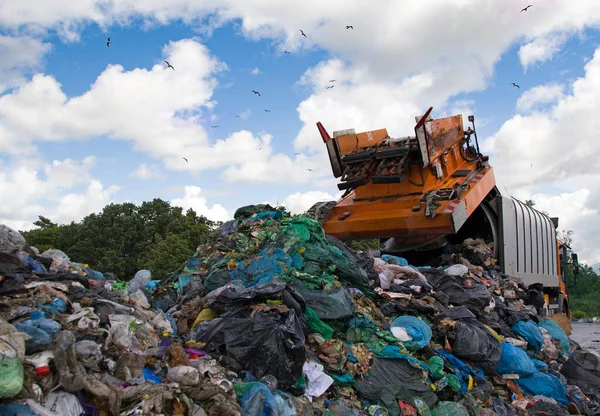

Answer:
[496,342,536,376]
[390,316,432,351]
[231,248,292,287]
[128,269,152,293]
[516,371,568,405]
[43,392,84,416]
[0,224,26,253]
[0,352,23,398]
[512,320,544,352]
[381,254,409,266]
[434,275,490,310]
[356,358,437,412]
[445,264,469,276]
[296,287,354,320]
[538,319,570,354]
[451,319,502,373]
[234,381,279,416]
[304,307,333,339]
[561,350,600,387]
[191,310,306,389]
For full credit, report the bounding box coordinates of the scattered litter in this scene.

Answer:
[0,207,595,415]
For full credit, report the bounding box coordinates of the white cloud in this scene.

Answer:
[483,47,600,263]
[0,38,326,185]
[251,67,261,75]
[50,180,121,224]
[171,185,231,222]
[519,33,568,70]
[0,156,119,230]
[282,190,340,214]
[130,163,162,179]
[0,36,51,93]
[516,188,600,265]
[516,84,565,112]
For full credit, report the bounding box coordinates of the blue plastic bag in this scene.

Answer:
[538,319,570,354]
[231,248,292,287]
[234,382,278,416]
[512,320,544,351]
[435,350,485,394]
[516,372,568,405]
[381,254,409,266]
[38,298,67,317]
[390,316,432,350]
[531,359,548,372]
[496,342,536,376]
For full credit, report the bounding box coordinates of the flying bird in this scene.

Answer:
[284,50,290,54]
[307,168,313,171]
[345,26,353,29]
[329,80,336,83]
[295,152,300,155]
[252,90,261,96]
[511,82,520,88]
[211,125,219,128]
[300,29,307,38]
[264,109,271,112]
[520,4,533,12]
[258,147,262,150]
[164,61,175,70]
[183,157,188,163]
[236,115,241,118]
[107,38,111,47]
[326,85,335,89]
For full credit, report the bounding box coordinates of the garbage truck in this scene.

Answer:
[308,107,578,318]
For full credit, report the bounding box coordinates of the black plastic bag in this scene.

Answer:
[561,350,600,387]
[356,358,437,414]
[434,275,490,311]
[0,252,32,276]
[420,268,448,288]
[442,306,476,320]
[191,310,306,389]
[206,282,306,318]
[296,287,354,320]
[450,319,502,374]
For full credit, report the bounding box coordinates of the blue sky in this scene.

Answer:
[1,0,600,263]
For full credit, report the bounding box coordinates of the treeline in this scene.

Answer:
[567,265,600,318]
[21,199,216,280]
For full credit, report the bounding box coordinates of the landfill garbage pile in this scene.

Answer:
[1,205,600,415]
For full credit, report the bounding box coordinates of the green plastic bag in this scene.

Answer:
[305,307,334,340]
[0,357,23,398]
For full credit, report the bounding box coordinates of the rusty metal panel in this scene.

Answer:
[336,128,389,156]
[424,115,464,163]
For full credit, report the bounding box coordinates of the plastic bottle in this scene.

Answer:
[24,351,54,376]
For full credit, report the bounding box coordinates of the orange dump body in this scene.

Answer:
[317,108,495,244]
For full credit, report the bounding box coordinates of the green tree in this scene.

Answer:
[22,199,211,280]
